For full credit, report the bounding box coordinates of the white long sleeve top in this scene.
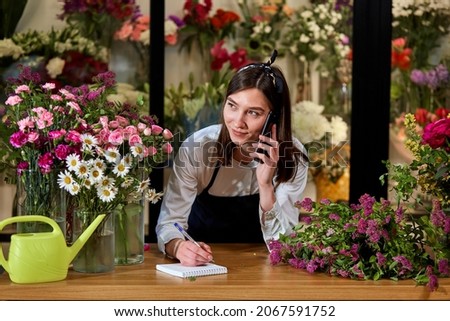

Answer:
[156,124,308,253]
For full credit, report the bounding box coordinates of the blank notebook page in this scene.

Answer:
[156,263,228,278]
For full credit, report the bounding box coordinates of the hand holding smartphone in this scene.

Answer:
[255,111,278,160]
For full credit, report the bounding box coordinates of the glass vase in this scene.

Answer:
[114,201,145,265]
[16,169,66,236]
[72,209,115,273]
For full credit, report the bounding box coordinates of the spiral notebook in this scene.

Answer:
[156,263,228,278]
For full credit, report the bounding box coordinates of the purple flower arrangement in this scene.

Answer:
[269,194,449,291]
[410,64,449,90]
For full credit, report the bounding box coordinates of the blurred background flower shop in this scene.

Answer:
[1,0,450,242]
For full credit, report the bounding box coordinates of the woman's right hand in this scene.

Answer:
[171,239,214,266]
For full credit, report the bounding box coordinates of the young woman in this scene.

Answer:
[156,50,309,266]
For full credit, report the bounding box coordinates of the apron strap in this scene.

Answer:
[204,161,221,193]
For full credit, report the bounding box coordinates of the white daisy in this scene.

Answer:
[57,170,74,191]
[123,153,133,166]
[66,153,80,171]
[104,147,121,164]
[89,167,104,182]
[92,158,106,171]
[130,144,145,159]
[68,182,81,195]
[121,177,134,188]
[100,176,115,188]
[81,133,98,151]
[138,178,150,193]
[97,186,116,202]
[82,178,93,189]
[145,188,164,204]
[113,160,130,178]
[75,161,90,178]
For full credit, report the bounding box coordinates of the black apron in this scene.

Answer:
[187,164,264,243]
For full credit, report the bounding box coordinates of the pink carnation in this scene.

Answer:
[5,95,22,106]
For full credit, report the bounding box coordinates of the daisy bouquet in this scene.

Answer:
[58,113,172,221]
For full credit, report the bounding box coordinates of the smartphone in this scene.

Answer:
[255,111,278,159]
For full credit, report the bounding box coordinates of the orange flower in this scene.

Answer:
[210,9,240,30]
[260,5,278,16]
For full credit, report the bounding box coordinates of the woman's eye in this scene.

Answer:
[227,102,237,109]
[248,110,261,117]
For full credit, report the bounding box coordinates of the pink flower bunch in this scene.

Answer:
[3,66,173,211]
[115,13,150,44]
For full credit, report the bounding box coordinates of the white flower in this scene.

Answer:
[89,167,104,182]
[91,158,106,171]
[0,39,24,59]
[82,178,93,189]
[97,186,116,202]
[121,177,134,188]
[81,133,98,151]
[299,34,310,43]
[58,170,74,190]
[113,160,130,178]
[99,177,115,189]
[104,147,121,164]
[140,29,150,46]
[66,154,81,171]
[123,153,133,166]
[164,20,178,36]
[311,43,326,53]
[75,162,90,178]
[145,188,164,204]
[291,101,333,143]
[68,182,81,196]
[130,144,145,159]
[46,57,65,78]
[138,179,150,193]
[329,116,349,144]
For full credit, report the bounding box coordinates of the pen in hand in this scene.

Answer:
[174,222,215,263]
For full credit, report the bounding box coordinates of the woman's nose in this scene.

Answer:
[233,112,246,127]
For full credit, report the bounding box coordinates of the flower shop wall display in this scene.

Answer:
[3,67,173,271]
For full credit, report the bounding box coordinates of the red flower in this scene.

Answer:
[210,9,240,30]
[435,107,450,119]
[183,0,212,25]
[414,108,429,126]
[60,51,108,87]
[210,40,229,70]
[229,48,250,70]
[391,37,412,70]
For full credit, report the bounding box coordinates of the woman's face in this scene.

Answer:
[223,88,271,146]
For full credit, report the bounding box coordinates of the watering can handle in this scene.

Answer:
[0,215,59,233]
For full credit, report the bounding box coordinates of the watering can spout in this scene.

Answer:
[68,214,106,262]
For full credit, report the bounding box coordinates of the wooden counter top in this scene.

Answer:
[0,243,449,300]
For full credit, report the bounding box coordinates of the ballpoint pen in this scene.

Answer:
[174,222,215,263]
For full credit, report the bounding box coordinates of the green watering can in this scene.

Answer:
[0,214,105,284]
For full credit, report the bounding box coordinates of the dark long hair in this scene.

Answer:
[216,55,308,185]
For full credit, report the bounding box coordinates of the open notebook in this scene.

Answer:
[156,263,228,278]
